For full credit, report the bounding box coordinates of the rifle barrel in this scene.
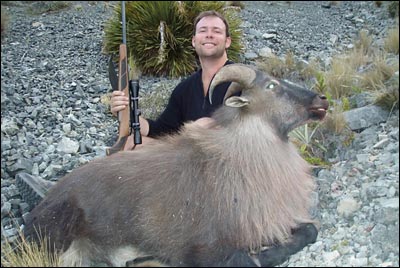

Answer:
[121,1,126,45]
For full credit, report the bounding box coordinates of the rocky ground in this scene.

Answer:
[1,1,399,267]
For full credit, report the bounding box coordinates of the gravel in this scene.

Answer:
[1,1,398,266]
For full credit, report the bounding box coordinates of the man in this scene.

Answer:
[110,10,234,149]
[17,10,317,267]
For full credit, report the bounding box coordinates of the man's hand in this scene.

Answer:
[110,90,129,116]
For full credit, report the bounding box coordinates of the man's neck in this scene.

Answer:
[199,55,228,96]
[200,55,228,78]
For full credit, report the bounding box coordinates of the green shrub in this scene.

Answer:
[289,123,328,166]
[102,1,243,78]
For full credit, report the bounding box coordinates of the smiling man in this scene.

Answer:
[110,10,234,148]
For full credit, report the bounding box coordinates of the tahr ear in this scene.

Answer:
[225,96,250,108]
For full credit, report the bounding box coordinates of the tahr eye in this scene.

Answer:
[265,80,280,90]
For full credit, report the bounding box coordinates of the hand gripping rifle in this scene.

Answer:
[106,1,141,156]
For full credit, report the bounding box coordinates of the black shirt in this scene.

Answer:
[147,61,234,138]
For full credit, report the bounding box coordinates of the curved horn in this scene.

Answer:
[209,64,257,104]
[223,82,243,103]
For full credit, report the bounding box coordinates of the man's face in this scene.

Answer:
[192,16,231,59]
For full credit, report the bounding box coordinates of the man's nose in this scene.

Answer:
[205,30,214,38]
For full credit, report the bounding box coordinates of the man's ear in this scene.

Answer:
[225,96,249,108]
[192,36,196,48]
[225,36,232,49]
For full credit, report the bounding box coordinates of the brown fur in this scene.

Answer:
[24,64,328,266]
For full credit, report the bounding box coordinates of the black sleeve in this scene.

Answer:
[147,88,183,138]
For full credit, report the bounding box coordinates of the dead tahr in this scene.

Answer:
[24,64,328,267]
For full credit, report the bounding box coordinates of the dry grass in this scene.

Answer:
[346,45,371,70]
[360,52,398,91]
[322,28,395,99]
[354,29,373,56]
[320,104,349,134]
[324,55,359,99]
[373,78,399,111]
[384,23,399,54]
[299,58,321,81]
[256,55,287,79]
[256,51,297,79]
[1,227,60,267]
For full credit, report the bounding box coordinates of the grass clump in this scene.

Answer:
[321,103,349,135]
[256,51,298,79]
[1,226,60,267]
[373,78,399,111]
[323,28,398,107]
[360,52,398,91]
[384,24,399,54]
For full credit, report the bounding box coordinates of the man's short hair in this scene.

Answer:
[193,10,230,37]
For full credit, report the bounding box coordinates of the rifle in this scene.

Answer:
[106,1,141,156]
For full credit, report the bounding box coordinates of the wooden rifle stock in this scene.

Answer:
[106,44,130,156]
[106,1,141,156]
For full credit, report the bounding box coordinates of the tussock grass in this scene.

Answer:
[298,58,321,81]
[256,51,297,79]
[324,55,359,99]
[360,52,398,91]
[1,226,60,267]
[373,78,399,110]
[354,29,373,56]
[384,23,399,54]
[256,55,287,78]
[320,104,349,135]
[324,28,398,102]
